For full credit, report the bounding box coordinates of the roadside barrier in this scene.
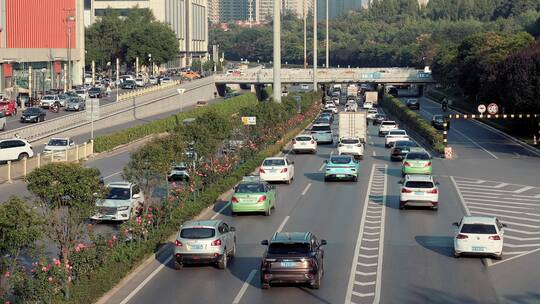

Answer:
[0,141,94,184]
[116,81,181,102]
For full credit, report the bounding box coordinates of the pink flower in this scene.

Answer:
[4,271,10,278]
[75,243,85,252]
[147,220,152,225]
[48,276,53,282]
[112,235,117,241]
[41,266,48,272]
[53,258,61,266]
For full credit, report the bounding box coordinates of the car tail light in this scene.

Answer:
[392,149,401,155]
[231,196,239,203]
[456,234,468,239]
[257,195,267,203]
[259,168,266,173]
[211,239,222,246]
[401,188,413,193]
[308,258,316,268]
[403,162,411,167]
[292,139,296,144]
[311,140,316,144]
[424,162,432,167]
[280,168,288,173]
[426,188,438,194]
[489,235,501,241]
[175,240,183,247]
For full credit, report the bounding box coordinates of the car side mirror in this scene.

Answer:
[261,240,269,246]
[398,180,403,184]
[132,194,141,199]
[290,161,295,165]
[230,227,236,232]
[452,222,459,227]
[435,181,440,185]
[324,160,328,164]
[502,223,507,228]
[320,240,327,246]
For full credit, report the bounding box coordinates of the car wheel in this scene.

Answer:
[230,241,236,257]
[324,177,329,182]
[174,260,183,270]
[311,272,321,289]
[453,251,460,258]
[217,252,227,269]
[399,202,405,210]
[231,211,237,217]
[18,153,29,161]
[432,205,439,211]
[265,206,272,216]
[353,176,358,182]
[34,117,38,123]
[0,123,4,131]
[261,281,270,290]
[495,253,503,260]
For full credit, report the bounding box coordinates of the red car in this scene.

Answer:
[0,99,17,116]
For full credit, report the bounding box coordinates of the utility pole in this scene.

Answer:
[273,0,281,102]
[313,0,318,91]
[116,58,120,101]
[303,0,307,69]
[326,0,329,69]
[64,10,75,90]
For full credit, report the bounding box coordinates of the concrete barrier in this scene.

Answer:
[116,81,181,102]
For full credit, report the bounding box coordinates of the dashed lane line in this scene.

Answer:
[301,183,312,195]
[211,202,231,220]
[231,269,257,304]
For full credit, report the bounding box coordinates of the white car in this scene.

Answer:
[345,101,358,112]
[453,216,505,260]
[366,108,378,120]
[43,138,74,157]
[338,137,364,159]
[385,129,409,147]
[363,101,373,109]
[135,77,146,87]
[161,77,172,84]
[149,77,158,85]
[378,121,398,136]
[325,103,338,114]
[0,112,6,131]
[0,138,34,162]
[292,135,317,154]
[75,89,87,100]
[399,175,439,210]
[40,95,59,108]
[91,182,144,221]
[259,157,295,184]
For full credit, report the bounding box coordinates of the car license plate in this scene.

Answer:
[280,262,297,268]
[414,191,424,195]
[301,142,306,145]
[336,174,345,178]
[189,244,203,250]
[472,246,485,252]
[269,169,277,173]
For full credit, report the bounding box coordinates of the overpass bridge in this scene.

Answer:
[214,67,436,97]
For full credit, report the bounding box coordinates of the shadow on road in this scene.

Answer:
[415,235,454,258]
[304,172,325,182]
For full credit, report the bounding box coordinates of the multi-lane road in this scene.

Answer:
[95,97,540,304]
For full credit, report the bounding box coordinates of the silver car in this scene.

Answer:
[173,220,236,270]
[65,97,86,111]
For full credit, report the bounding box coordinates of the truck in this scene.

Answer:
[346,84,358,97]
[338,112,367,159]
[365,91,378,106]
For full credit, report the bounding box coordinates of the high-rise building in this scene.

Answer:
[219,0,250,23]
[208,0,220,24]
[283,0,313,18]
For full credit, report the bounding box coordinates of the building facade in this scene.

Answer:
[88,0,208,67]
[0,0,85,95]
[208,0,220,24]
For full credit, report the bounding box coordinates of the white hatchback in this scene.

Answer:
[338,137,364,159]
[292,135,317,154]
[385,129,409,147]
[399,175,439,210]
[378,121,398,136]
[259,157,295,184]
[325,103,338,114]
[366,108,378,120]
[453,216,505,260]
[363,101,373,109]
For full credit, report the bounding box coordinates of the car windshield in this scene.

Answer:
[395,141,418,148]
[180,228,215,239]
[42,96,54,100]
[89,88,100,92]
[106,187,130,200]
[389,130,406,135]
[330,156,352,164]
[368,109,377,113]
[76,90,85,94]
[312,125,331,132]
[296,136,312,141]
[47,139,68,146]
[406,153,430,160]
[341,138,360,144]
[460,224,497,234]
[382,122,396,126]
[405,181,434,188]
[433,115,443,122]
[236,183,265,193]
[315,118,330,124]
[268,242,310,254]
[263,159,285,166]
[24,108,41,114]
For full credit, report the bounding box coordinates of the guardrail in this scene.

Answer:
[116,80,181,102]
[0,141,94,184]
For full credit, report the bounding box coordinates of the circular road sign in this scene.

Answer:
[477,104,486,114]
[487,103,499,115]
[219,57,224,63]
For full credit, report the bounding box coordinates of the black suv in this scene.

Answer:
[406,98,420,110]
[260,232,326,289]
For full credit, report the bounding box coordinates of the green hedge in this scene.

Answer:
[93,93,260,153]
[59,93,321,304]
[381,95,445,154]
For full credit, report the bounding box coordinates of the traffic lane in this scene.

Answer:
[121,139,340,304]
[419,97,539,159]
[370,124,498,303]
[240,148,375,304]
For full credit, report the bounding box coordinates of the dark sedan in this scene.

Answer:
[390,140,419,161]
[432,114,449,130]
[20,107,46,123]
[88,87,105,98]
[373,114,386,125]
[406,98,420,110]
[260,232,326,289]
[120,80,136,90]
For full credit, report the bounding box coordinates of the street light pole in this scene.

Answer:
[67,15,75,91]
[326,0,329,69]
[273,0,281,102]
[313,0,318,91]
[303,0,307,69]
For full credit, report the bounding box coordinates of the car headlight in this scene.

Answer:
[117,206,129,211]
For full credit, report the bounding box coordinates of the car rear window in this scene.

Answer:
[406,153,430,160]
[405,181,434,188]
[296,136,312,141]
[236,183,265,193]
[395,141,418,148]
[382,121,396,126]
[312,125,331,132]
[263,159,285,166]
[460,224,497,234]
[389,130,406,135]
[341,138,359,144]
[268,243,310,254]
[180,228,216,239]
[330,156,351,164]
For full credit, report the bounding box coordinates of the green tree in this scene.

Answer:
[123,22,179,66]
[85,9,124,68]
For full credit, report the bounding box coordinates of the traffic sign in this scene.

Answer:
[477,104,486,114]
[177,89,186,95]
[85,98,100,120]
[241,116,256,125]
[219,58,224,63]
[487,103,499,115]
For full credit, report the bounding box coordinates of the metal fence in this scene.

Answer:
[0,141,94,184]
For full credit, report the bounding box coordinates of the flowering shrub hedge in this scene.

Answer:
[4,92,321,304]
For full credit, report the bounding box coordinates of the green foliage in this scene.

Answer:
[85,8,179,68]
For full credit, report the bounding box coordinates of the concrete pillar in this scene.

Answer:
[255,84,265,101]
[417,85,424,97]
[216,84,227,97]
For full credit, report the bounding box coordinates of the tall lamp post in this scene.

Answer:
[313,0,318,91]
[273,0,281,102]
[326,0,329,69]
[148,54,153,77]
[303,0,307,69]
[66,15,75,90]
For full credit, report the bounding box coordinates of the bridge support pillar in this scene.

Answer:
[240,83,251,90]
[417,85,425,97]
[216,84,227,97]
[255,84,265,101]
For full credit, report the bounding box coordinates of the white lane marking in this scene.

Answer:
[470,211,540,223]
[468,205,540,217]
[357,262,377,267]
[356,271,376,276]
[458,186,536,194]
[232,269,257,304]
[276,216,290,233]
[372,151,376,156]
[450,176,471,216]
[504,243,540,248]
[451,127,499,159]
[505,235,540,241]
[119,256,172,304]
[211,202,231,220]
[103,171,122,180]
[514,186,534,193]
[355,281,376,286]
[301,183,312,195]
[494,183,509,188]
[505,228,540,235]
[467,202,533,210]
[319,163,325,171]
[489,248,540,267]
[462,196,540,206]
[353,291,375,297]
[330,151,334,156]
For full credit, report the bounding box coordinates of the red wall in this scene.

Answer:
[6,0,77,48]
